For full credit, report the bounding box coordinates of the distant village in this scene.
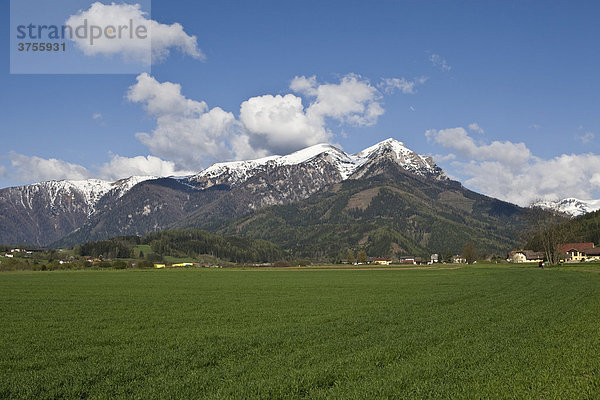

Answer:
[4,242,600,268]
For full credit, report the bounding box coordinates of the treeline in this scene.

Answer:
[0,258,152,272]
[144,230,283,263]
[77,236,141,259]
[77,229,284,263]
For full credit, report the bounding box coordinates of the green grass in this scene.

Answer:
[1,265,599,399]
[132,244,154,258]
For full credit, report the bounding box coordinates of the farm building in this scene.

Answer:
[559,243,599,262]
[373,257,392,265]
[508,250,544,263]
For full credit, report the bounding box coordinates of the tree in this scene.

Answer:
[357,250,367,264]
[526,207,570,265]
[461,241,477,264]
[444,250,453,263]
[346,249,355,264]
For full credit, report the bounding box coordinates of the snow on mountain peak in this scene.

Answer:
[532,198,600,217]
[355,138,442,177]
[189,138,445,187]
[20,176,158,215]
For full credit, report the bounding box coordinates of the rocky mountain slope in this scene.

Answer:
[0,176,156,245]
[206,157,530,259]
[0,138,532,255]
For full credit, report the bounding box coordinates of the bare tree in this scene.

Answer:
[526,204,570,265]
[461,241,478,264]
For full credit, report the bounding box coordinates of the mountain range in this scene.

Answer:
[0,139,542,258]
[531,198,600,217]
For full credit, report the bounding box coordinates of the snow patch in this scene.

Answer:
[532,198,600,217]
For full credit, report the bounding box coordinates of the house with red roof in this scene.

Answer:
[559,242,596,262]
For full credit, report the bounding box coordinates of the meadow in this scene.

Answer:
[1,265,599,399]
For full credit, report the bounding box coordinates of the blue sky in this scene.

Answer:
[1,0,599,206]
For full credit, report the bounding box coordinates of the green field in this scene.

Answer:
[1,266,599,399]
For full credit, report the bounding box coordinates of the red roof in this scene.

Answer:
[559,243,595,254]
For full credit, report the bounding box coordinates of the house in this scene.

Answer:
[430,253,439,264]
[508,250,544,263]
[172,263,194,267]
[559,243,597,262]
[399,256,416,264]
[584,247,600,261]
[451,255,466,264]
[373,257,392,265]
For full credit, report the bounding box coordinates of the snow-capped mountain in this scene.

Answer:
[0,176,158,245]
[0,138,449,246]
[186,138,446,189]
[531,198,600,217]
[8,176,158,216]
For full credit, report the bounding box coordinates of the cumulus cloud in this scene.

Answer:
[127,73,207,116]
[128,73,390,164]
[127,73,241,169]
[291,74,384,127]
[99,154,193,180]
[429,54,451,72]
[92,112,102,120]
[239,94,330,155]
[426,127,600,206]
[7,152,191,184]
[9,152,92,182]
[378,77,428,94]
[468,123,484,134]
[426,127,532,172]
[65,2,204,63]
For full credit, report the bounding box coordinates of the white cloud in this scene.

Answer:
[426,127,600,206]
[128,73,390,165]
[0,165,7,178]
[289,75,318,96]
[239,94,330,155]
[468,122,484,134]
[65,2,204,63]
[426,127,531,171]
[576,131,595,144]
[92,112,102,120]
[7,152,192,184]
[128,73,241,169]
[238,74,385,155]
[378,77,428,94]
[127,73,207,116]
[294,74,384,127]
[99,155,193,180]
[429,54,451,72]
[9,152,92,182]
[530,124,541,130]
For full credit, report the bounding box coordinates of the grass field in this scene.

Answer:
[1,265,599,399]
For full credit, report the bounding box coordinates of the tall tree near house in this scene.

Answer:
[461,241,477,264]
[526,206,570,265]
[444,250,453,263]
[347,249,355,264]
[357,250,367,264]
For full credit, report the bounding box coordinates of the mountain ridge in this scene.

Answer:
[531,198,600,217]
[0,138,529,253]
